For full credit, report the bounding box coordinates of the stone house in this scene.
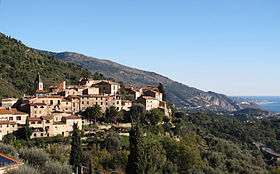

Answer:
[94,81,120,95]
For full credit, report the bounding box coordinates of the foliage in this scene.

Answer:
[158,83,166,101]
[103,132,122,153]
[46,144,69,164]
[15,126,32,141]
[105,106,119,123]
[19,148,49,166]
[70,123,82,171]
[126,123,148,174]
[41,160,72,174]
[83,104,102,124]
[0,142,18,159]
[2,133,15,144]
[161,136,205,172]
[129,103,146,123]
[0,33,95,98]
[146,108,164,125]
[6,164,40,174]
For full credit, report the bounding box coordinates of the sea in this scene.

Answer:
[238,96,280,113]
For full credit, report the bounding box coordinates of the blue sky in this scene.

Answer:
[0,0,279,96]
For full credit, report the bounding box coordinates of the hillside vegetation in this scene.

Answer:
[0,33,98,99]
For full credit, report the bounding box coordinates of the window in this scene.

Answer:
[41,133,43,137]
[17,116,21,120]
[82,101,84,104]
[9,117,13,120]
[87,101,89,104]
[50,100,53,105]
[35,111,37,114]
[46,120,50,123]
[117,101,119,104]
[38,121,42,124]
[31,121,35,124]
[101,102,103,105]
[58,100,60,105]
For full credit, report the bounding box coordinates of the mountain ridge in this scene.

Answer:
[37,50,262,112]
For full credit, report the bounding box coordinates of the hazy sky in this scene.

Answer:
[0,0,279,96]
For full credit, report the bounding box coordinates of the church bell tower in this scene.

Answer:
[34,72,43,93]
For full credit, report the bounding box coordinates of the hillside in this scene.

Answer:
[0,33,95,99]
[39,51,262,112]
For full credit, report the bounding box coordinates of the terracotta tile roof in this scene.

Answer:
[29,103,47,106]
[1,98,18,102]
[0,108,27,115]
[41,116,53,120]
[95,80,120,86]
[0,120,10,125]
[27,117,41,121]
[62,99,71,102]
[142,96,157,100]
[0,120,16,125]
[9,109,28,115]
[63,116,81,120]
[0,108,12,115]
[49,85,59,88]
[133,88,141,92]
[142,86,159,91]
[53,121,65,125]
[35,90,48,93]
[68,95,80,99]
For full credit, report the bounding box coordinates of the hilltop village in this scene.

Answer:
[0,73,170,140]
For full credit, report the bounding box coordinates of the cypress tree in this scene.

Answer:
[70,123,82,173]
[158,83,167,101]
[126,123,147,174]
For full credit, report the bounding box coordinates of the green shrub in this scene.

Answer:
[41,160,72,174]
[0,142,18,158]
[19,148,49,166]
[6,164,39,174]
